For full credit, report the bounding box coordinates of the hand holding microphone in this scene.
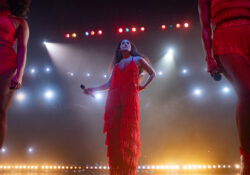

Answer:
[206,56,222,81]
[81,84,95,98]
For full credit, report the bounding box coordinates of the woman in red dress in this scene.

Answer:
[199,0,250,174]
[84,39,155,175]
[0,0,30,148]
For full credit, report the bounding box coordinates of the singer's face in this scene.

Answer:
[120,39,131,52]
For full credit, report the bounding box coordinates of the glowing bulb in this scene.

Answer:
[176,23,181,28]
[44,90,55,100]
[98,30,103,35]
[1,147,6,153]
[222,87,230,93]
[193,88,202,96]
[16,92,26,102]
[118,28,123,33]
[94,93,103,100]
[28,147,33,153]
[30,68,36,74]
[132,27,137,32]
[184,22,189,28]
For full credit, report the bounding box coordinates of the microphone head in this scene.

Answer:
[80,84,85,89]
[213,73,222,81]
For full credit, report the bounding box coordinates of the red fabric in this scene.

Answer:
[0,10,17,75]
[212,24,250,65]
[103,57,140,175]
[211,0,250,27]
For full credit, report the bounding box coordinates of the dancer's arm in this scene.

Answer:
[198,0,219,74]
[10,18,29,89]
[138,57,156,91]
[83,72,113,95]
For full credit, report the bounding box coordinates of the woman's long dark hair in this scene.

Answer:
[110,40,150,76]
[7,0,31,18]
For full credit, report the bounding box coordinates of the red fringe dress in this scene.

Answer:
[211,0,250,65]
[0,10,17,75]
[103,57,140,175]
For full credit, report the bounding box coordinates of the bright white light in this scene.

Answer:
[164,49,174,62]
[182,69,188,74]
[193,88,202,96]
[30,68,36,74]
[94,93,103,100]
[1,147,6,153]
[158,71,163,76]
[45,67,51,72]
[44,90,55,100]
[43,41,47,45]
[86,73,91,77]
[104,74,107,78]
[28,147,33,153]
[16,92,26,102]
[222,87,230,94]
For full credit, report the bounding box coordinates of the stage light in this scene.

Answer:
[132,27,137,32]
[235,164,240,169]
[43,41,47,45]
[28,147,33,153]
[65,34,70,38]
[90,31,95,36]
[222,86,230,94]
[161,25,166,30]
[1,147,6,153]
[16,92,26,102]
[193,88,202,96]
[184,22,189,28]
[45,67,51,73]
[125,28,129,32]
[44,90,55,100]
[158,71,163,76]
[86,73,91,77]
[72,33,77,38]
[67,72,74,77]
[182,68,188,74]
[140,27,145,31]
[94,93,103,100]
[104,74,107,78]
[164,49,174,62]
[118,28,123,33]
[85,32,89,36]
[97,30,103,35]
[176,23,181,28]
[30,68,36,74]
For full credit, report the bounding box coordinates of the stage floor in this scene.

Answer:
[0,173,240,175]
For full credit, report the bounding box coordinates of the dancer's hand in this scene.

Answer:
[139,85,145,92]
[206,56,221,74]
[83,88,95,96]
[9,74,22,90]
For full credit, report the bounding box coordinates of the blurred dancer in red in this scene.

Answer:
[199,0,250,174]
[0,0,30,147]
[84,39,155,175]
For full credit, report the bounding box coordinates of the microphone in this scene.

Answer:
[210,69,222,81]
[212,72,222,81]
[80,84,85,90]
[80,84,95,98]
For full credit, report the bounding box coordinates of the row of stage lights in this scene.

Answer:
[65,23,190,38]
[0,164,241,171]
